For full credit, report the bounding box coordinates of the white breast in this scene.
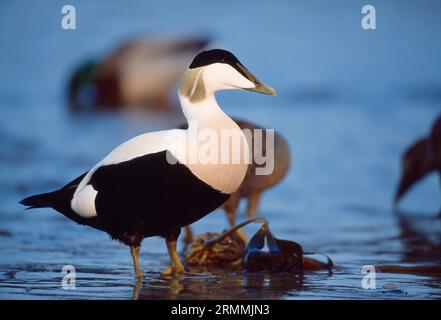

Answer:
[180,118,250,194]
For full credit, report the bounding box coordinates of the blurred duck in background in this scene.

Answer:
[68,36,211,111]
[395,114,441,205]
[184,119,291,244]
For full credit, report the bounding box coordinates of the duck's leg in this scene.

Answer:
[162,231,185,276]
[183,225,194,246]
[246,192,261,217]
[223,192,241,226]
[130,245,144,280]
[132,280,143,300]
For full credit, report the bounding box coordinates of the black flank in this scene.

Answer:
[89,150,230,244]
[20,151,230,247]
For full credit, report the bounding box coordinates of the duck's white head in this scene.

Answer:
[179,49,276,103]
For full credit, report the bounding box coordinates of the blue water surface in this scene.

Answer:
[0,0,440,299]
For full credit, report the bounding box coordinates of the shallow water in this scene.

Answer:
[1,1,441,299]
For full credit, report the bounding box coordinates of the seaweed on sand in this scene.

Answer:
[185,217,333,273]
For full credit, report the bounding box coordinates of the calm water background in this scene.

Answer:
[1,0,440,299]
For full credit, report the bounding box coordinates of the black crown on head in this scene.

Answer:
[189,49,241,69]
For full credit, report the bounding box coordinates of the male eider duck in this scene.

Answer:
[21,49,276,279]
[69,36,210,111]
[395,114,441,204]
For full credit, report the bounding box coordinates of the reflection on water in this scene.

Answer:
[133,271,305,300]
[1,0,441,299]
[395,210,441,264]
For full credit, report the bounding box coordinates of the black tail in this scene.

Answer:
[19,172,87,213]
[20,191,59,209]
[19,186,93,227]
